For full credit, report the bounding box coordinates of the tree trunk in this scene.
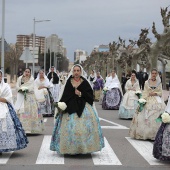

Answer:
[158,57,167,90]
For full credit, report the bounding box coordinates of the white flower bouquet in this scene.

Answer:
[53,102,67,118]
[138,98,147,112]
[156,112,170,123]
[18,86,29,100]
[138,98,146,104]
[135,90,142,99]
[103,87,108,94]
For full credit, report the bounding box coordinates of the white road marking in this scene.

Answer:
[36,135,64,164]
[101,126,127,129]
[99,117,129,129]
[126,137,164,165]
[0,152,13,164]
[91,137,122,165]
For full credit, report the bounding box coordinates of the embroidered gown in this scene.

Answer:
[119,79,140,119]
[102,75,122,110]
[0,82,28,152]
[34,78,54,116]
[15,76,44,134]
[50,76,104,154]
[153,96,170,160]
[129,80,166,140]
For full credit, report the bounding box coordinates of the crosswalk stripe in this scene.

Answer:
[91,137,122,165]
[101,126,128,129]
[0,152,13,164]
[36,135,64,164]
[126,137,164,165]
[99,117,129,129]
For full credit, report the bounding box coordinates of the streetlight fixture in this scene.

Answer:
[32,18,50,75]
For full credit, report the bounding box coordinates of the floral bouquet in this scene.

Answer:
[156,112,170,123]
[53,102,67,118]
[135,90,142,99]
[103,87,108,94]
[18,86,29,100]
[138,98,147,112]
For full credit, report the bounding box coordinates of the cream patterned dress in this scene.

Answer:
[15,76,44,134]
[119,79,140,119]
[129,80,166,140]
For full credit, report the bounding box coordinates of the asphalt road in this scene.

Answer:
[1,90,170,170]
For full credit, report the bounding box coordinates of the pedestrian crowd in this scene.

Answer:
[0,65,170,161]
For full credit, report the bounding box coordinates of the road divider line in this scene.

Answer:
[126,137,164,165]
[36,135,64,164]
[91,137,122,165]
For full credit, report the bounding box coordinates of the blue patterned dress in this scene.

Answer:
[0,103,28,152]
[50,76,104,154]
[50,103,104,154]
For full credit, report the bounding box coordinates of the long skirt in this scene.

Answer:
[102,88,122,110]
[153,123,170,161]
[38,93,51,115]
[47,89,55,115]
[94,90,101,101]
[0,103,28,152]
[19,93,44,134]
[119,101,138,119]
[49,84,59,102]
[129,96,165,140]
[50,103,104,155]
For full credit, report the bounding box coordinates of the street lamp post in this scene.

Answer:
[44,38,46,72]
[50,38,52,68]
[1,0,5,75]
[32,18,50,75]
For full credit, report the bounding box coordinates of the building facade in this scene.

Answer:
[16,34,45,54]
[46,34,66,56]
[74,49,88,63]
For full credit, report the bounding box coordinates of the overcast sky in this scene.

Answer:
[1,0,170,61]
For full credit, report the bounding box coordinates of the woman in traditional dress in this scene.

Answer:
[34,70,54,117]
[47,66,60,102]
[153,95,170,161]
[102,70,122,110]
[93,72,104,101]
[14,68,44,134]
[119,72,140,119]
[88,70,97,87]
[50,64,104,154]
[0,71,28,153]
[129,68,166,140]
